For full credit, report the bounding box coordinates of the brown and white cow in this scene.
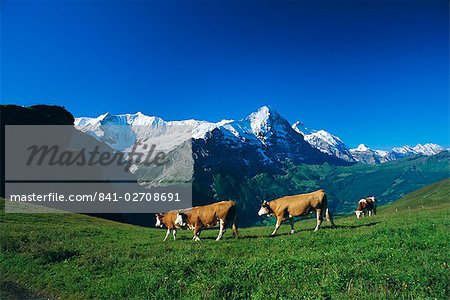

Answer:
[174,200,238,241]
[355,196,377,219]
[257,189,335,236]
[155,209,192,241]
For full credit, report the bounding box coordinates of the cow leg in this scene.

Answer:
[314,209,323,232]
[193,226,201,241]
[289,217,295,234]
[368,210,372,217]
[326,208,336,228]
[172,229,177,240]
[216,219,226,241]
[163,229,171,241]
[271,218,282,236]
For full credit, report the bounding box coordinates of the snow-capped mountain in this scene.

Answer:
[387,144,446,160]
[290,120,446,164]
[76,106,301,148]
[348,143,446,164]
[75,106,447,167]
[349,144,390,164]
[75,106,350,181]
[74,106,293,153]
[412,144,445,156]
[75,111,229,152]
[292,121,356,162]
[388,145,417,159]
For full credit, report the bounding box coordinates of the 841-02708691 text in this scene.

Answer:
[97,192,181,202]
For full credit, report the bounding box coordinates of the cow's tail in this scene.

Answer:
[232,222,239,238]
[230,202,239,238]
[324,193,336,229]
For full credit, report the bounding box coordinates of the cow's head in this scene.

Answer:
[258,201,273,216]
[355,210,364,219]
[155,213,164,227]
[175,212,188,228]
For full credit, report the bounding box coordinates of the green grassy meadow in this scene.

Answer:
[209,152,450,226]
[1,179,449,299]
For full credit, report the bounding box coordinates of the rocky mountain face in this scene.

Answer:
[349,144,390,164]
[75,106,351,178]
[75,106,446,167]
[292,121,356,162]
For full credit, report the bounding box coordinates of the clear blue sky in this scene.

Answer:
[2,0,449,149]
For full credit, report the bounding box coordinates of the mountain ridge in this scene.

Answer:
[75,106,446,165]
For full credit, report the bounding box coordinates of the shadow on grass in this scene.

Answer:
[334,221,379,229]
[233,222,379,240]
[0,281,51,300]
[171,222,379,241]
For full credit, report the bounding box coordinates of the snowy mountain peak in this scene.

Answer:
[349,144,390,164]
[290,118,446,165]
[256,105,274,114]
[315,130,345,144]
[413,143,445,156]
[75,112,166,127]
[291,121,355,162]
[245,106,289,141]
[74,112,109,126]
[248,105,278,123]
[100,112,110,119]
[388,143,445,159]
[353,144,370,152]
[292,121,315,136]
[375,150,389,157]
[391,145,415,155]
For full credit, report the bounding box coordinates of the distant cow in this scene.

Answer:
[155,209,192,241]
[257,189,335,236]
[175,201,238,241]
[355,196,377,219]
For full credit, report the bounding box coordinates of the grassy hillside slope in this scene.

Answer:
[378,178,450,213]
[1,180,449,299]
